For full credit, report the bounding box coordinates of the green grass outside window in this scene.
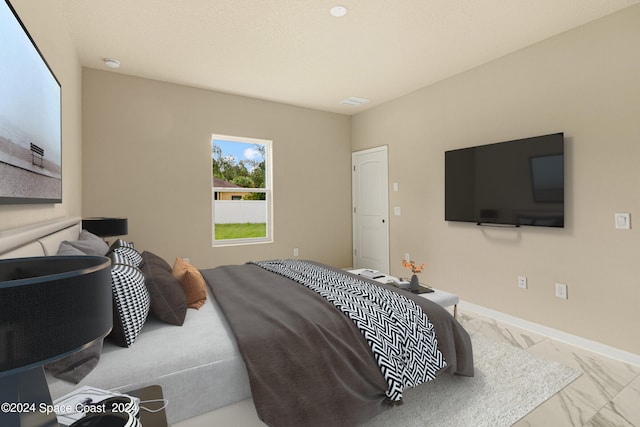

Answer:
[215,223,266,240]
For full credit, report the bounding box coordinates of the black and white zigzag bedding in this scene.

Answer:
[251,259,446,402]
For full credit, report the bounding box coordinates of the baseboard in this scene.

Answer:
[459,301,640,368]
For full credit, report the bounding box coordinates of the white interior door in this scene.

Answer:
[352,146,389,273]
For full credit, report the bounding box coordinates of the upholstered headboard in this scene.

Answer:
[0,217,82,259]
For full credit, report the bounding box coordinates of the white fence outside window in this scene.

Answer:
[214,200,267,224]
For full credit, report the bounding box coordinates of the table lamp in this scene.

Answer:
[0,256,112,427]
[81,218,128,238]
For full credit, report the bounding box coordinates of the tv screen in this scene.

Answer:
[0,0,62,204]
[445,133,564,227]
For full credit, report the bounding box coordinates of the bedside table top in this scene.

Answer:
[126,385,168,427]
[348,268,459,307]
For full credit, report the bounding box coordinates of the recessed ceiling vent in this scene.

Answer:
[341,96,370,106]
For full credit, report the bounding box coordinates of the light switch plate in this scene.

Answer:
[615,213,631,229]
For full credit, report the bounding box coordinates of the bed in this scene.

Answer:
[0,217,473,426]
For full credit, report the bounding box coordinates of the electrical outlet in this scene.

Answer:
[555,283,568,299]
[293,247,299,257]
[518,276,527,289]
[182,257,190,263]
[404,253,411,262]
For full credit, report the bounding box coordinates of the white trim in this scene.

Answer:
[353,145,388,156]
[212,133,270,146]
[211,237,272,247]
[459,301,640,367]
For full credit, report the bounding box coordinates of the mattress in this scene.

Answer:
[48,289,251,424]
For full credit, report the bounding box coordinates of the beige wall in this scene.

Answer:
[0,0,82,228]
[6,0,637,356]
[352,5,640,354]
[81,69,352,269]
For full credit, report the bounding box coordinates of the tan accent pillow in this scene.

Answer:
[172,257,207,309]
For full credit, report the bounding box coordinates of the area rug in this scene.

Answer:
[362,331,582,427]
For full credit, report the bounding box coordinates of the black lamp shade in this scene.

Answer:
[0,256,112,427]
[0,256,113,372]
[82,217,128,237]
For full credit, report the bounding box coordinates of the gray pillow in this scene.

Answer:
[60,230,109,256]
[140,251,187,326]
[57,241,87,256]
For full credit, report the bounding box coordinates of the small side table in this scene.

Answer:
[348,268,459,318]
[127,385,168,427]
[416,288,459,319]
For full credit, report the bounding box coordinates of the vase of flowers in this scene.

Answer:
[401,259,425,292]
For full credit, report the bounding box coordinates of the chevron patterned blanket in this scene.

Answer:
[251,259,446,402]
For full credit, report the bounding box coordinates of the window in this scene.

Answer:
[212,134,272,246]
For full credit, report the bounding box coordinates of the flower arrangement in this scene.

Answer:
[401,259,425,275]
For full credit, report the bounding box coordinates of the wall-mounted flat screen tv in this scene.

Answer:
[0,0,62,204]
[445,132,564,228]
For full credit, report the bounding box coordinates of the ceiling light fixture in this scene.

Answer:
[341,96,370,106]
[330,5,347,17]
[103,58,121,69]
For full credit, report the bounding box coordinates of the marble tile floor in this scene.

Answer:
[454,309,640,426]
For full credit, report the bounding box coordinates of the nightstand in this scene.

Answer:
[127,385,168,427]
[58,385,168,427]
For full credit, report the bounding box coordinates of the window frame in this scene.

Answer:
[211,134,273,247]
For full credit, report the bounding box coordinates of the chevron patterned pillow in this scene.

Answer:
[109,263,150,347]
[112,246,143,267]
[109,239,143,267]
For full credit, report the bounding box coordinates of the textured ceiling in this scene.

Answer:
[60,0,640,115]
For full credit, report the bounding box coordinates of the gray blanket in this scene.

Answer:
[202,262,473,427]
